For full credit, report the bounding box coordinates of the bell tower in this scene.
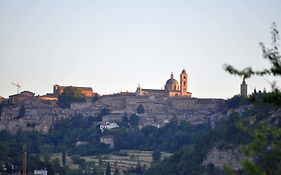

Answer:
[240,77,247,97]
[180,69,188,96]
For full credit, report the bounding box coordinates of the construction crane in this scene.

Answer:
[11,83,21,94]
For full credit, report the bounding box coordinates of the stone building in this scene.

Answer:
[136,69,192,97]
[100,135,115,149]
[240,77,247,97]
[8,91,35,105]
[53,84,95,97]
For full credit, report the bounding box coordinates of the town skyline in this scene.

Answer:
[1,0,281,98]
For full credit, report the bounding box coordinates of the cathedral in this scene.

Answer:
[136,69,192,97]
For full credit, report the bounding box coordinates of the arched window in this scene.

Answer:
[184,81,186,86]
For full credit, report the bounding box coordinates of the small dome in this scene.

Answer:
[165,73,179,91]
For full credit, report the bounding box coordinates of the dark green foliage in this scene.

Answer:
[92,167,99,175]
[26,122,35,128]
[136,104,145,114]
[223,23,281,175]
[118,114,129,127]
[113,168,120,175]
[96,106,111,122]
[114,121,209,152]
[58,87,86,108]
[105,163,111,175]
[249,89,281,106]
[224,23,280,89]
[225,95,250,109]
[100,107,110,116]
[72,155,86,167]
[127,162,145,174]
[152,150,161,162]
[62,150,66,166]
[145,110,257,175]
[49,115,108,156]
[129,114,140,127]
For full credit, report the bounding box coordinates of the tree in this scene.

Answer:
[224,23,281,79]
[105,163,111,175]
[129,114,140,127]
[119,114,129,127]
[152,150,161,162]
[100,107,110,116]
[40,144,53,162]
[136,104,145,114]
[62,150,66,166]
[58,87,86,108]
[224,23,281,175]
[113,168,120,175]
[91,166,98,175]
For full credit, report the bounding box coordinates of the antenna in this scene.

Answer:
[11,83,21,94]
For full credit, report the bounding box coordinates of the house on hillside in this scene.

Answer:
[100,135,114,149]
[8,91,35,105]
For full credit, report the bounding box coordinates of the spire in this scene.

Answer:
[240,76,248,97]
[170,72,174,79]
[181,69,187,74]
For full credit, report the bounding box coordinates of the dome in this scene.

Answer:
[165,73,179,91]
[181,69,187,74]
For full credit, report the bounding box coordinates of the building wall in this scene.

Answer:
[53,85,94,97]
[100,137,114,149]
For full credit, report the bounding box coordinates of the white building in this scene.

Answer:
[34,170,47,175]
[100,122,119,132]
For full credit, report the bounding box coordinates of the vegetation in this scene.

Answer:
[105,163,111,175]
[0,23,280,175]
[17,105,26,119]
[223,22,281,175]
[58,87,86,108]
[145,23,281,175]
[136,104,145,114]
[0,113,211,174]
[152,150,161,162]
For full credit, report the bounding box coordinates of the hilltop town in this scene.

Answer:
[0,69,247,134]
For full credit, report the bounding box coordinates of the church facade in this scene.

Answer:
[136,69,192,97]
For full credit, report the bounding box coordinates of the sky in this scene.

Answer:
[0,0,281,99]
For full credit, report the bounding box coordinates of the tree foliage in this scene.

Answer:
[152,150,161,162]
[224,22,281,80]
[224,23,281,175]
[136,104,145,114]
[58,87,86,108]
[105,163,111,175]
[129,114,140,127]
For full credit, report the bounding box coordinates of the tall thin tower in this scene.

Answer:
[180,69,188,96]
[23,144,28,175]
[240,77,247,97]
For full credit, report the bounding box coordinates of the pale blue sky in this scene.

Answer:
[0,0,280,98]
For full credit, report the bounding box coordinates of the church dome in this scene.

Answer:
[165,73,179,91]
[181,69,187,74]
